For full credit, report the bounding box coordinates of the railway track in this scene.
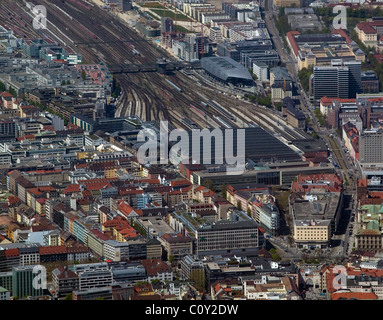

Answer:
[2,0,312,142]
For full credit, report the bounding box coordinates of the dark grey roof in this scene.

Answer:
[200,56,253,82]
[198,220,258,232]
[19,246,39,254]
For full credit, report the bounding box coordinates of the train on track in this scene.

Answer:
[165,79,182,93]
[213,115,232,129]
[204,100,236,121]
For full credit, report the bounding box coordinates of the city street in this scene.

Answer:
[262,0,359,261]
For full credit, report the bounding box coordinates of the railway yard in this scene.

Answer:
[1,0,312,145]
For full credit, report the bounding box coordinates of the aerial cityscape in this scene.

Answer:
[1,0,383,303]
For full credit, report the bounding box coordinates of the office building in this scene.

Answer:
[359,128,383,164]
[12,265,45,298]
[195,220,259,256]
[313,65,349,100]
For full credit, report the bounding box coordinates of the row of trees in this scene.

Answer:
[349,29,383,91]
[0,80,17,96]
[298,67,313,92]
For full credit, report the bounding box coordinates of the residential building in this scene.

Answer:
[52,266,79,298]
[140,259,173,283]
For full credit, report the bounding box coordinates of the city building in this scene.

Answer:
[52,266,79,298]
[12,265,45,298]
[290,174,343,248]
[286,31,365,71]
[159,233,194,260]
[313,64,350,100]
[200,56,253,86]
[253,62,269,82]
[195,220,259,256]
[180,255,205,291]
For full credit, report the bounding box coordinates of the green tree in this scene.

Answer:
[314,108,324,126]
[64,294,72,300]
[275,102,282,111]
[0,81,5,92]
[220,184,227,199]
[112,76,121,98]
[298,67,313,92]
[202,179,216,192]
[8,86,16,97]
[81,69,87,81]
[237,200,242,211]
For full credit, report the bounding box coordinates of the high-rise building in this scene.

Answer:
[313,65,349,100]
[161,17,174,34]
[12,265,45,298]
[359,128,383,163]
[342,60,362,98]
[119,0,132,11]
[313,59,362,100]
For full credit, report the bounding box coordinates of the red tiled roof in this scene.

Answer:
[5,248,19,258]
[28,188,43,197]
[66,244,88,253]
[286,31,301,56]
[195,186,205,192]
[118,201,142,217]
[331,29,352,44]
[8,195,21,205]
[140,259,171,276]
[38,186,56,192]
[64,184,81,194]
[54,266,78,280]
[78,178,119,184]
[140,178,161,184]
[170,179,192,187]
[356,22,377,34]
[0,91,13,98]
[331,292,378,300]
[31,224,55,232]
[320,96,356,106]
[39,246,67,255]
[83,182,112,191]
[89,229,109,241]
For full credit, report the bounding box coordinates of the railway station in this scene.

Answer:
[200,56,254,87]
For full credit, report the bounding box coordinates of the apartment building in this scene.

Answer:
[52,266,79,298]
